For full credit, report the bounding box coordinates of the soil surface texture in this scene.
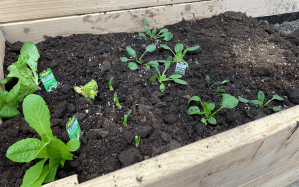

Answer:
[2,11,299,186]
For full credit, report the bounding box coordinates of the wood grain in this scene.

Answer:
[0,31,5,91]
[75,105,299,187]
[0,0,205,23]
[1,0,299,44]
[42,174,78,187]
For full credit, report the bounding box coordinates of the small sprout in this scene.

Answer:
[123,110,132,126]
[114,92,122,108]
[135,136,140,147]
[120,45,156,70]
[73,79,98,100]
[211,80,229,88]
[252,60,256,65]
[150,56,187,92]
[138,18,173,41]
[205,75,210,84]
[187,94,238,125]
[109,77,113,90]
[213,87,226,93]
[239,91,283,112]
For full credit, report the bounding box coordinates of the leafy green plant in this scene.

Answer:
[123,110,132,126]
[6,94,80,186]
[135,136,140,147]
[120,45,156,70]
[114,92,122,108]
[213,87,226,93]
[205,75,210,84]
[0,42,41,119]
[239,91,283,112]
[138,18,173,41]
[109,77,113,91]
[187,94,239,124]
[74,79,98,100]
[150,56,187,92]
[160,44,200,66]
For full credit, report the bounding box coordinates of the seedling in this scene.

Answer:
[123,110,132,126]
[187,94,238,124]
[109,77,113,90]
[6,94,80,186]
[74,79,98,100]
[120,45,156,70]
[138,18,173,41]
[239,91,283,112]
[135,136,141,147]
[252,60,257,65]
[213,87,226,93]
[114,92,122,108]
[160,44,200,67]
[150,56,187,92]
[205,75,210,84]
[211,80,229,88]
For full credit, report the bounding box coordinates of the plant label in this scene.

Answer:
[40,69,58,92]
[66,116,82,141]
[175,60,187,75]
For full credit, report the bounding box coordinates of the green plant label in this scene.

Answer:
[40,69,58,92]
[175,60,187,75]
[66,116,82,141]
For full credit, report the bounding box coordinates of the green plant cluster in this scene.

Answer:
[138,18,173,41]
[74,79,98,100]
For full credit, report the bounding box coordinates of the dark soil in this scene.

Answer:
[2,11,299,186]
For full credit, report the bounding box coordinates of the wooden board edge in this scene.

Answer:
[0,30,5,91]
[1,0,299,44]
[75,105,299,187]
[41,174,78,187]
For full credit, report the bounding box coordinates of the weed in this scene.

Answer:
[138,18,173,41]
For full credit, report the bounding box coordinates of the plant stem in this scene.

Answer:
[139,51,147,62]
[264,98,274,106]
[210,107,222,118]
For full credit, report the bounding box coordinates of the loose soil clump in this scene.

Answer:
[1,11,299,186]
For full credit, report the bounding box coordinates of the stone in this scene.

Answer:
[118,148,142,167]
[286,87,299,104]
[101,60,111,72]
[163,114,178,124]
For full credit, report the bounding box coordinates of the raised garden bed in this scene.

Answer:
[1,1,299,187]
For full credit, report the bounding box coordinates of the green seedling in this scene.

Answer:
[160,44,200,67]
[0,42,41,120]
[120,45,156,70]
[135,136,141,147]
[6,94,80,186]
[211,80,229,88]
[239,91,283,112]
[150,56,187,92]
[109,77,113,91]
[123,110,132,126]
[187,94,238,125]
[252,60,256,65]
[205,75,210,84]
[138,18,173,41]
[114,92,122,108]
[74,79,98,100]
[213,87,226,93]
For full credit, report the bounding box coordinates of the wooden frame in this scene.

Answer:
[1,0,299,186]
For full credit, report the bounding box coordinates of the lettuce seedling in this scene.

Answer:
[138,18,173,41]
[123,110,132,126]
[74,79,98,100]
[135,136,140,147]
[114,92,122,108]
[188,94,239,124]
[0,42,41,119]
[109,77,113,91]
[120,45,156,70]
[239,91,283,112]
[6,94,80,186]
[150,56,187,92]
[160,44,200,67]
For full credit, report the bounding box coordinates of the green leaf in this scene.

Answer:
[159,28,168,33]
[183,46,200,55]
[143,18,150,27]
[146,61,159,67]
[169,74,182,79]
[0,103,20,118]
[20,42,40,72]
[205,76,210,84]
[22,158,48,185]
[187,106,205,115]
[163,56,172,75]
[173,51,183,62]
[29,164,49,187]
[239,97,250,103]
[138,32,146,37]
[188,96,202,105]
[6,82,21,103]
[150,74,158,82]
[152,28,157,36]
[208,117,217,124]
[175,44,184,53]
[221,80,229,84]
[146,45,156,52]
[160,83,165,92]
[43,158,59,183]
[201,118,207,123]
[128,62,138,70]
[47,138,73,160]
[273,95,284,101]
[144,28,151,36]
[258,91,265,106]
[161,32,173,41]
[221,94,239,109]
[120,57,132,62]
[66,139,80,152]
[173,79,187,85]
[126,46,136,58]
[249,100,261,108]
[272,107,281,112]
[23,94,53,138]
[202,102,214,119]
[144,65,150,70]
[6,138,45,162]
[160,44,172,51]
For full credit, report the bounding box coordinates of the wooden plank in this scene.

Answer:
[75,105,299,187]
[42,174,78,187]
[0,0,204,23]
[1,0,299,44]
[0,30,5,91]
